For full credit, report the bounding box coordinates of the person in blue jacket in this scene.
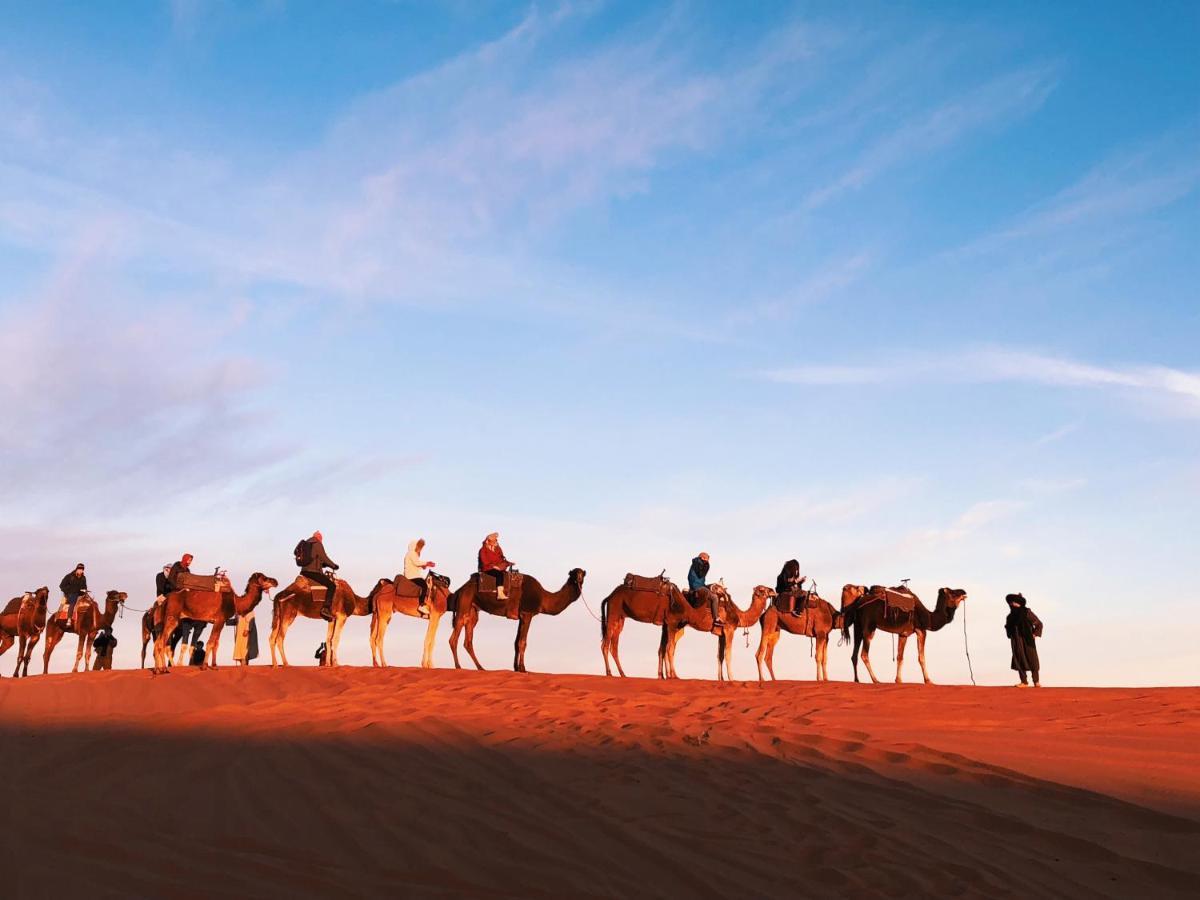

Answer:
[687,552,723,627]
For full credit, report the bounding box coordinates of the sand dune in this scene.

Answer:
[1,669,1196,897]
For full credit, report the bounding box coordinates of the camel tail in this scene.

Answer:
[839,607,852,644]
[600,596,608,635]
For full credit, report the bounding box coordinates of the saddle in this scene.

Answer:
[623,572,673,595]
[866,585,918,623]
[475,571,523,614]
[174,572,231,593]
[775,590,820,614]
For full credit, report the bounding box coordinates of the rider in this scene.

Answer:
[478,533,513,599]
[403,538,435,617]
[167,553,193,590]
[295,531,339,620]
[687,552,723,627]
[58,563,88,622]
[775,559,806,614]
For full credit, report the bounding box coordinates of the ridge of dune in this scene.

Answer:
[2,669,1196,898]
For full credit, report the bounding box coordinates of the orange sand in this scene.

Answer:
[1,668,1196,897]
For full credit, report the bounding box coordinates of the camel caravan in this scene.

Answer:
[1,532,989,684]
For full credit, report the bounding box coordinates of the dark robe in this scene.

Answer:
[1005,606,1042,675]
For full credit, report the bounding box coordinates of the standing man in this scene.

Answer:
[295,531,339,620]
[58,563,88,622]
[1005,593,1043,688]
[687,552,723,627]
[403,539,435,617]
[478,533,513,599]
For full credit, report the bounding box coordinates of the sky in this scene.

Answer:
[1,0,1197,685]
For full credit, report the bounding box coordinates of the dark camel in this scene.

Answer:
[449,569,586,673]
[600,579,688,677]
[840,584,968,684]
[755,590,843,682]
[660,584,774,681]
[0,587,50,677]
[269,575,374,667]
[42,590,126,674]
[153,573,277,673]
[369,576,451,668]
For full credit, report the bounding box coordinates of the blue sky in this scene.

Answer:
[1,1,1197,684]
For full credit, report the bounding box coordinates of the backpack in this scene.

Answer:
[294,539,312,568]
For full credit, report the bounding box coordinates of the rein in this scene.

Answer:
[962,600,976,686]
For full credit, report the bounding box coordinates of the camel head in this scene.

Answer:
[105,590,127,606]
[938,587,967,609]
[751,585,777,605]
[34,586,50,605]
[250,573,279,594]
[840,584,867,610]
[568,568,587,590]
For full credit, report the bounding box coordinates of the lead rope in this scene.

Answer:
[580,594,602,623]
[963,600,976,686]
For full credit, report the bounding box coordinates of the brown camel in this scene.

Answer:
[153,573,277,673]
[660,584,774,681]
[840,584,968,684]
[599,576,688,677]
[42,590,127,674]
[0,587,50,677]
[755,590,843,682]
[269,574,375,667]
[449,568,586,673]
[140,605,158,669]
[369,576,451,668]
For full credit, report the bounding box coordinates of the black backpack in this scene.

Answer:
[294,539,312,568]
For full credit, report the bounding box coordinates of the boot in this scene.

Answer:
[497,586,508,601]
[319,602,333,622]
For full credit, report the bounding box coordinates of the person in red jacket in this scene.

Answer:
[477,532,513,599]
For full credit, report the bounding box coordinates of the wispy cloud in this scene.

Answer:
[764,347,1200,418]
[801,63,1059,212]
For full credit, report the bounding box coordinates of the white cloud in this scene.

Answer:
[764,347,1200,418]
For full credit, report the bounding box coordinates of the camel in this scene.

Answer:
[269,574,375,667]
[449,568,586,673]
[660,584,774,681]
[0,587,50,677]
[599,576,688,677]
[755,590,843,682]
[153,573,277,673]
[140,602,182,669]
[840,584,968,684]
[369,576,452,668]
[42,590,127,674]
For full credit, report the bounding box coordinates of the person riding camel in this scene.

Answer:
[167,554,193,591]
[478,533,513,599]
[403,539,435,617]
[57,563,88,623]
[295,531,339,620]
[688,552,723,627]
[775,559,807,614]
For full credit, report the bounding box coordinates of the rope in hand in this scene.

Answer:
[962,599,976,686]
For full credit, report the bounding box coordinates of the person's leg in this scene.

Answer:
[1031,665,1040,687]
[410,578,430,616]
[708,589,722,626]
[313,572,338,619]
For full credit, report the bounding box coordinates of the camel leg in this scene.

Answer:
[860,629,881,684]
[0,632,13,676]
[72,633,87,673]
[600,602,612,676]
[462,608,484,671]
[716,631,726,681]
[140,633,149,669]
[421,609,441,669]
[723,628,735,682]
[669,628,685,679]
[207,620,225,668]
[368,609,381,666]
[850,626,862,683]
[766,630,780,681]
[916,629,931,684]
[895,633,908,684]
[513,612,533,673]
[12,635,26,677]
[84,633,96,672]
[656,625,668,680]
[816,634,828,681]
[324,616,340,667]
[22,633,41,677]
[610,615,628,678]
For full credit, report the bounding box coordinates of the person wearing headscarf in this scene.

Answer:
[775,559,806,613]
[403,539,435,616]
[233,609,258,666]
[478,533,513,599]
[1005,593,1043,687]
[688,552,724,627]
